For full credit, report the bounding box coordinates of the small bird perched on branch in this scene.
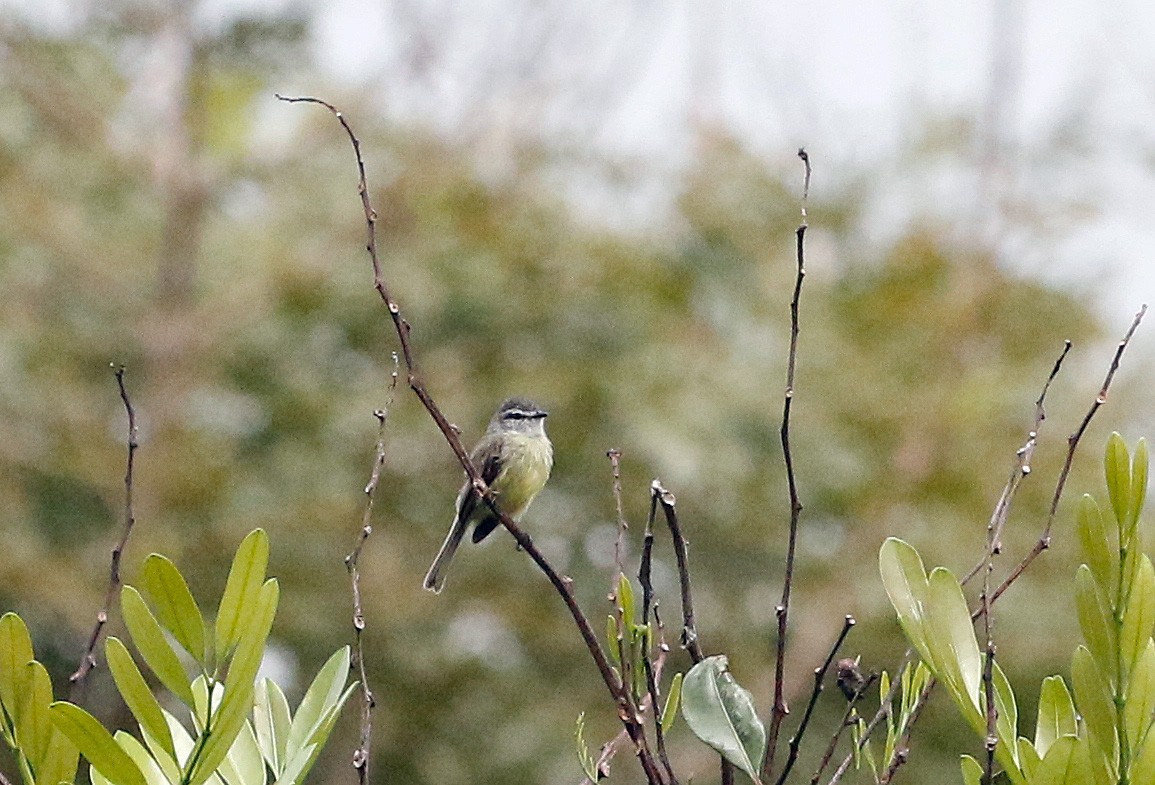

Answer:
[423,397,553,593]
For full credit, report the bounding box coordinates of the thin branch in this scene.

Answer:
[988,305,1146,606]
[774,615,855,785]
[345,353,399,785]
[763,147,811,783]
[652,481,731,785]
[877,679,933,785]
[639,542,678,785]
[827,651,916,784]
[809,670,877,785]
[961,340,1071,586]
[608,449,628,581]
[69,365,139,699]
[651,482,703,663]
[279,94,664,785]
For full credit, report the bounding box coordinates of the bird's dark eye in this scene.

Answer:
[505,411,527,420]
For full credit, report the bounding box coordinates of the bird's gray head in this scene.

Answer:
[489,397,549,436]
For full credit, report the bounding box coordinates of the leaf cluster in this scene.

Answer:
[0,530,354,785]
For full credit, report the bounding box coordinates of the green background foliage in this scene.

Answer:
[0,6,1149,784]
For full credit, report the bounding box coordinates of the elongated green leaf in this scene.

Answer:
[680,655,765,782]
[215,529,270,662]
[0,612,35,734]
[925,566,981,716]
[106,636,175,761]
[617,574,635,630]
[17,660,53,772]
[1122,555,1155,673]
[287,647,350,754]
[253,679,292,773]
[276,683,357,785]
[878,538,933,665]
[959,754,982,785]
[49,702,148,785]
[140,554,207,667]
[1071,646,1116,763]
[115,730,171,785]
[661,672,684,735]
[189,579,278,785]
[1130,438,1149,537]
[1132,720,1155,785]
[1031,735,1085,785]
[1106,433,1132,529]
[990,661,1020,772]
[35,721,79,785]
[1126,640,1155,755]
[1035,675,1077,757]
[121,586,194,707]
[1075,565,1115,677]
[1017,737,1041,781]
[1078,494,1116,596]
[218,721,266,785]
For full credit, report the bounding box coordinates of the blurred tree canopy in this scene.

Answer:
[0,5,1140,785]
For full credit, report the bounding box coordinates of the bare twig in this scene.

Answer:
[345,353,399,785]
[827,651,916,784]
[651,482,703,662]
[763,147,811,783]
[651,481,730,785]
[608,448,628,581]
[638,527,679,785]
[69,365,139,699]
[808,670,877,785]
[279,94,664,785]
[989,305,1146,606]
[774,615,855,785]
[962,340,1071,586]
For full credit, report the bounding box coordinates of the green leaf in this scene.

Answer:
[1126,640,1155,756]
[49,702,148,785]
[574,712,598,783]
[0,612,35,735]
[661,672,683,735]
[217,721,266,785]
[1132,721,1155,785]
[1106,433,1132,530]
[1131,438,1149,536]
[1031,735,1087,785]
[286,647,350,755]
[1075,565,1115,677]
[680,655,766,783]
[114,730,171,785]
[275,683,357,785]
[17,660,53,773]
[925,566,982,716]
[140,554,207,667]
[990,661,1019,770]
[35,719,79,785]
[215,528,270,663]
[1121,555,1155,674]
[1017,737,1041,781]
[878,538,933,665]
[121,586,195,707]
[1071,646,1116,764]
[253,679,291,773]
[617,574,635,631]
[606,615,620,664]
[960,754,982,785]
[1035,675,1077,758]
[105,636,175,761]
[188,578,278,785]
[1078,495,1116,596]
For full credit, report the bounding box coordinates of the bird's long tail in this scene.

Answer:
[423,517,468,593]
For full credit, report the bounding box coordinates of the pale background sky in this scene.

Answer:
[10,0,1155,330]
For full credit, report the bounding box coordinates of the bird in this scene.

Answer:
[423,397,553,593]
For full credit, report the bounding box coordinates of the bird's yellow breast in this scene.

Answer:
[491,433,554,520]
